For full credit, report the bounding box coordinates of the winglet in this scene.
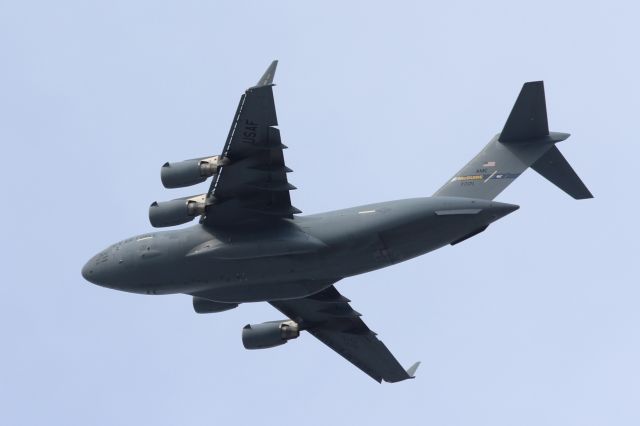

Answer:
[406,361,421,378]
[255,60,278,87]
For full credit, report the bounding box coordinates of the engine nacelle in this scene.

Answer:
[160,156,229,189]
[148,194,207,228]
[192,297,238,314]
[242,320,300,350]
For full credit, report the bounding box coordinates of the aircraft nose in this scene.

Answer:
[81,260,94,283]
[81,248,113,286]
[81,253,104,285]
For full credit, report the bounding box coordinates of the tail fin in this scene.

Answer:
[499,81,550,142]
[434,81,592,200]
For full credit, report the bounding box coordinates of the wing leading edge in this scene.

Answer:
[271,286,419,383]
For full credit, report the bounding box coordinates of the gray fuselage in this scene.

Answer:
[82,196,518,302]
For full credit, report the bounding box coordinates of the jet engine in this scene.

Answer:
[160,156,229,188]
[242,320,300,349]
[149,194,207,228]
[192,297,238,314]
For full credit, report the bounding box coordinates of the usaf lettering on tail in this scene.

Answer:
[82,61,592,383]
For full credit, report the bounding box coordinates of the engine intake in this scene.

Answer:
[149,194,207,228]
[242,320,300,350]
[160,156,229,188]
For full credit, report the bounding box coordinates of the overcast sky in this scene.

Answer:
[1,1,638,425]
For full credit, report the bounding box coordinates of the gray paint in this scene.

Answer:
[82,62,591,383]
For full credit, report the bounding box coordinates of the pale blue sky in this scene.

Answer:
[1,1,638,425]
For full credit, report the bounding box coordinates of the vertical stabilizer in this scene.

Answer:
[434,81,592,200]
[499,81,549,142]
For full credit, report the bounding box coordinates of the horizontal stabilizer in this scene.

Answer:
[499,81,549,142]
[531,146,593,199]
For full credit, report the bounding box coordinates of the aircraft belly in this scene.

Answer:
[378,215,488,263]
[308,205,491,278]
[378,222,448,263]
[190,278,335,303]
[182,251,337,303]
[128,199,498,296]
[325,233,393,277]
[186,230,327,260]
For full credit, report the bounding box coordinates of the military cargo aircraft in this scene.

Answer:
[82,61,592,383]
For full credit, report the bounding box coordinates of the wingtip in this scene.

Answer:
[255,60,278,87]
[406,361,421,378]
[575,191,595,200]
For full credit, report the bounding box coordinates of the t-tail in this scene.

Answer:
[434,81,593,201]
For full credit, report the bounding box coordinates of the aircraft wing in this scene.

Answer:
[203,60,300,225]
[270,286,419,383]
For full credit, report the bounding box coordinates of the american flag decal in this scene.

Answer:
[482,161,496,167]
